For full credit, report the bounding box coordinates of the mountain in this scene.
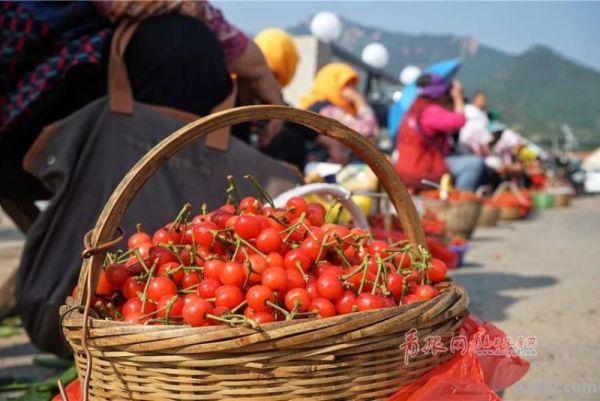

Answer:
[289,19,600,148]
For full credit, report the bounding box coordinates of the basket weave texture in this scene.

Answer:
[421,198,482,239]
[61,105,469,401]
[477,205,500,227]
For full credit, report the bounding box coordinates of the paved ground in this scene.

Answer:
[0,198,599,400]
[453,197,600,401]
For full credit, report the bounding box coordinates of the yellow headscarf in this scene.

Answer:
[254,28,299,88]
[300,63,359,115]
[518,145,539,163]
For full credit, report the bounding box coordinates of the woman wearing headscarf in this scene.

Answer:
[300,62,379,164]
[251,28,315,170]
[254,28,299,89]
[394,74,485,190]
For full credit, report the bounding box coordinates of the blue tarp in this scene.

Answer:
[388,58,462,142]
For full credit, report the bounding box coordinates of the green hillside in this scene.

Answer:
[289,19,600,148]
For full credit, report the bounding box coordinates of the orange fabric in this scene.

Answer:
[300,62,358,115]
[254,28,299,88]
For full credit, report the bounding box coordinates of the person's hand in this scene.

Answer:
[228,41,284,145]
[450,79,465,112]
[327,142,351,164]
[316,135,350,164]
[258,119,283,147]
[450,80,463,99]
[229,42,284,105]
[478,143,490,156]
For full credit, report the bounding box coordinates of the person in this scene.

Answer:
[489,123,525,170]
[251,28,316,170]
[484,122,526,187]
[459,90,493,155]
[1,1,284,218]
[300,62,379,164]
[0,1,285,354]
[394,74,485,191]
[254,28,300,89]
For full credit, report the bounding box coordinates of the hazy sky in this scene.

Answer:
[215,1,600,72]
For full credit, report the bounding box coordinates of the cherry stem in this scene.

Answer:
[314,233,330,263]
[295,261,309,282]
[115,248,134,264]
[180,283,199,293]
[266,300,293,320]
[170,203,192,231]
[244,175,275,208]
[302,222,318,241]
[104,253,114,266]
[133,249,150,275]
[236,235,267,258]
[226,175,240,211]
[357,259,369,294]
[342,258,369,281]
[291,310,319,319]
[281,212,306,242]
[400,280,410,305]
[371,258,383,295]
[93,302,111,319]
[231,300,248,314]
[207,313,259,329]
[163,243,186,266]
[266,210,288,226]
[333,247,352,268]
[231,238,242,262]
[377,256,390,295]
[140,262,157,313]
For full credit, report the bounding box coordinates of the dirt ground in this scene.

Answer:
[0,198,599,400]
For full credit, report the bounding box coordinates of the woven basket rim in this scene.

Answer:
[62,282,469,339]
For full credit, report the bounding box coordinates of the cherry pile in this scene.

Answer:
[88,186,448,328]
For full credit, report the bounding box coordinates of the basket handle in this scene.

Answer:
[75,105,427,305]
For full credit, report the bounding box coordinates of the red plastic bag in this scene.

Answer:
[52,378,81,401]
[387,316,530,401]
[462,316,531,392]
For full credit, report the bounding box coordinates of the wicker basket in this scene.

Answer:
[477,204,500,227]
[553,193,571,207]
[60,105,469,401]
[421,197,482,239]
[547,187,573,208]
[498,206,522,221]
[493,182,528,221]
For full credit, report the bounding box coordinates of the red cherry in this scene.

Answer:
[356,293,385,311]
[308,297,336,318]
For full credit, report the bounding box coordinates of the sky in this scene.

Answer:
[215,1,600,72]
